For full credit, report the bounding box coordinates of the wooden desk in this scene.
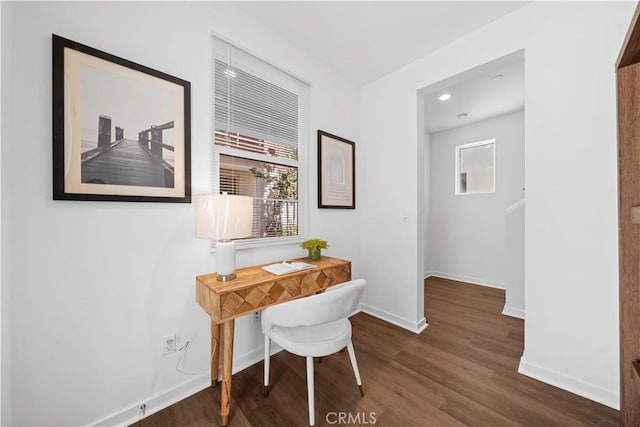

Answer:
[196,256,351,426]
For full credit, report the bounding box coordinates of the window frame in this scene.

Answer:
[212,144,308,250]
[454,139,496,196]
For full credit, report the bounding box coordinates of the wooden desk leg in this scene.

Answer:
[211,320,221,387]
[221,320,235,427]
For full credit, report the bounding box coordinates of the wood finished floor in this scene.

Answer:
[132,277,619,426]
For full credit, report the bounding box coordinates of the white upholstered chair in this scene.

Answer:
[261,279,367,426]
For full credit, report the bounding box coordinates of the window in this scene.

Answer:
[212,36,309,245]
[455,139,495,195]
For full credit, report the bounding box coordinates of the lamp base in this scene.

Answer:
[216,272,236,282]
[215,240,237,282]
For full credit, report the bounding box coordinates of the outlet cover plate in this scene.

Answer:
[163,333,176,355]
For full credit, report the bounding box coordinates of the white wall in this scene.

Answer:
[422,100,432,277]
[504,199,525,318]
[1,2,360,426]
[428,111,525,287]
[360,1,633,409]
[0,2,5,424]
[357,83,427,333]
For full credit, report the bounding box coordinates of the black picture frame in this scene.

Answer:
[52,34,191,202]
[318,130,355,209]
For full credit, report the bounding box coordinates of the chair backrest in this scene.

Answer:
[261,279,366,334]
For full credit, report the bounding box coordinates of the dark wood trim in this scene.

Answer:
[618,8,640,423]
[618,63,640,425]
[632,361,640,399]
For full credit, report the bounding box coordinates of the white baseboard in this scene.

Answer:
[359,303,428,334]
[428,271,505,290]
[501,304,525,319]
[92,373,211,426]
[518,355,619,409]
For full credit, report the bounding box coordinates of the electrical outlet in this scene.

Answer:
[253,311,261,324]
[163,333,176,355]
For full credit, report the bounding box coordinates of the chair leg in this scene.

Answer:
[306,356,315,426]
[346,341,364,397]
[264,336,271,397]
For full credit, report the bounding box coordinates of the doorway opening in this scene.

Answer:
[418,50,525,322]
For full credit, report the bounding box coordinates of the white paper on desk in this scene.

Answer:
[262,261,316,276]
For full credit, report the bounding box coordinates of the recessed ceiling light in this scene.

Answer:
[439,93,452,101]
[493,74,504,80]
[457,113,468,119]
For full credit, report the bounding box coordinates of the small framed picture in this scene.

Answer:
[52,34,191,202]
[318,130,355,209]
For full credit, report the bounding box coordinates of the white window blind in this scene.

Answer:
[212,36,309,244]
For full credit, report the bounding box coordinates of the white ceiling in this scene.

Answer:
[422,50,525,133]
[234,1,529,87]
[234,1,527,133]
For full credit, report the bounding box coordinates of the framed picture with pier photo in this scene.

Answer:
[52,34,191,202]
[318,130,355,209]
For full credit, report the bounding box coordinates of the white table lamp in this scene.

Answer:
[195,193,254,281]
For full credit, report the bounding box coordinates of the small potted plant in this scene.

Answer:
[301,238,329,261]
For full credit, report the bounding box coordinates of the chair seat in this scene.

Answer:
[269,318,352,357]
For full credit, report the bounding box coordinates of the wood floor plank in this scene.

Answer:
[393,345,584,427]
[390,358,520,427]
[131,276,619,426]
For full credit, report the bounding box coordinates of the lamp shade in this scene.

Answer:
[195,194,253,240]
